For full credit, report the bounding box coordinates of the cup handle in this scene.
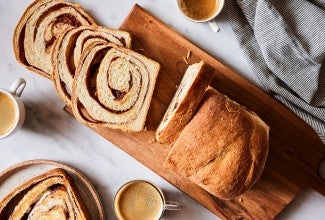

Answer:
[164,201,182,211]
[9,78,26,97]
[208,19,220,33]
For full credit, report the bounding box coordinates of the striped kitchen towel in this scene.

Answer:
[227,0,325,143]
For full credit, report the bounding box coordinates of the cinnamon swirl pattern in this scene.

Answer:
[71,44,160,132]
[13,0,95,79]
[13,0,160,132]
[0,169,89,220]
[52,26,132,106]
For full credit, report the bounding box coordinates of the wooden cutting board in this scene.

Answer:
[67,4,325,219]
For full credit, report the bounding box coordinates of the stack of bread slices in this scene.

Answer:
[13,0,160,132]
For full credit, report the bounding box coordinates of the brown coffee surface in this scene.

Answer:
[114,181,164,220]
[0,92,16,135]
[180,0,219,20]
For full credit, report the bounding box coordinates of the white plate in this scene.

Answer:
[0,159,105,220]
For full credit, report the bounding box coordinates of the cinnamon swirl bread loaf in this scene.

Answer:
[156,61,214,144]
[0,169,89,219]
[52,26,132,106]
[164,88,269,200]
[13,0,95,79]
[71,44,160,132]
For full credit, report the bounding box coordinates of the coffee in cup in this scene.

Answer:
[114,180,181,220]
[177,0,225,32]
[0,78,26,139]
[179,0,220,21]
[0,92,17,135]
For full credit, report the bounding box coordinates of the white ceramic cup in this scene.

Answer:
[114,180,181,220]
[0,78,26,139]
[176,0,225,33]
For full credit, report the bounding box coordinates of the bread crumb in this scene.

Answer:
[183,56,189,64]
[147,137,156,144]
[183,49,192,64]
[186,50,192,60]
[144,23,147,27]
[239,198,243,202]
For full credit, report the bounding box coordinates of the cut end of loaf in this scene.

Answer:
[156,60,214,144]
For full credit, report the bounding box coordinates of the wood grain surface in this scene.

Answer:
[67,4,325,219]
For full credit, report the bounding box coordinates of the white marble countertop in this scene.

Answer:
[0,0,325,219]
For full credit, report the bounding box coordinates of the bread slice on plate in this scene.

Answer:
[52,26,132,106]
[156,61,214,144]
[71,43,160,132]
[13,0,95,79]
[164,87,269,200]
[0,168,89,219]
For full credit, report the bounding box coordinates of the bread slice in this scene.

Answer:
[0,168,89,219]
[52,26,132,106]
[71,43,160,132]
[156,61,214,144]
[13,0,95,79]
[164,88,269,200]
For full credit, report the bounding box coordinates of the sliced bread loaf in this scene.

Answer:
[164,88,269,200]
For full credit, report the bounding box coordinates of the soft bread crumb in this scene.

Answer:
[183,49,192,64]
[147,137,156,144]
[183,56,189,64]
[186,50,192,60]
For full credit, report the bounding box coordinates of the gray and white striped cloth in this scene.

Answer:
[227,0,325,143]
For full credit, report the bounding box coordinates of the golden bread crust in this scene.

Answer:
[164,88,269,200]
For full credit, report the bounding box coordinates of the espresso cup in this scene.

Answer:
[176,0,225,33]
[0,78,26,139]
[114,180,181,220]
